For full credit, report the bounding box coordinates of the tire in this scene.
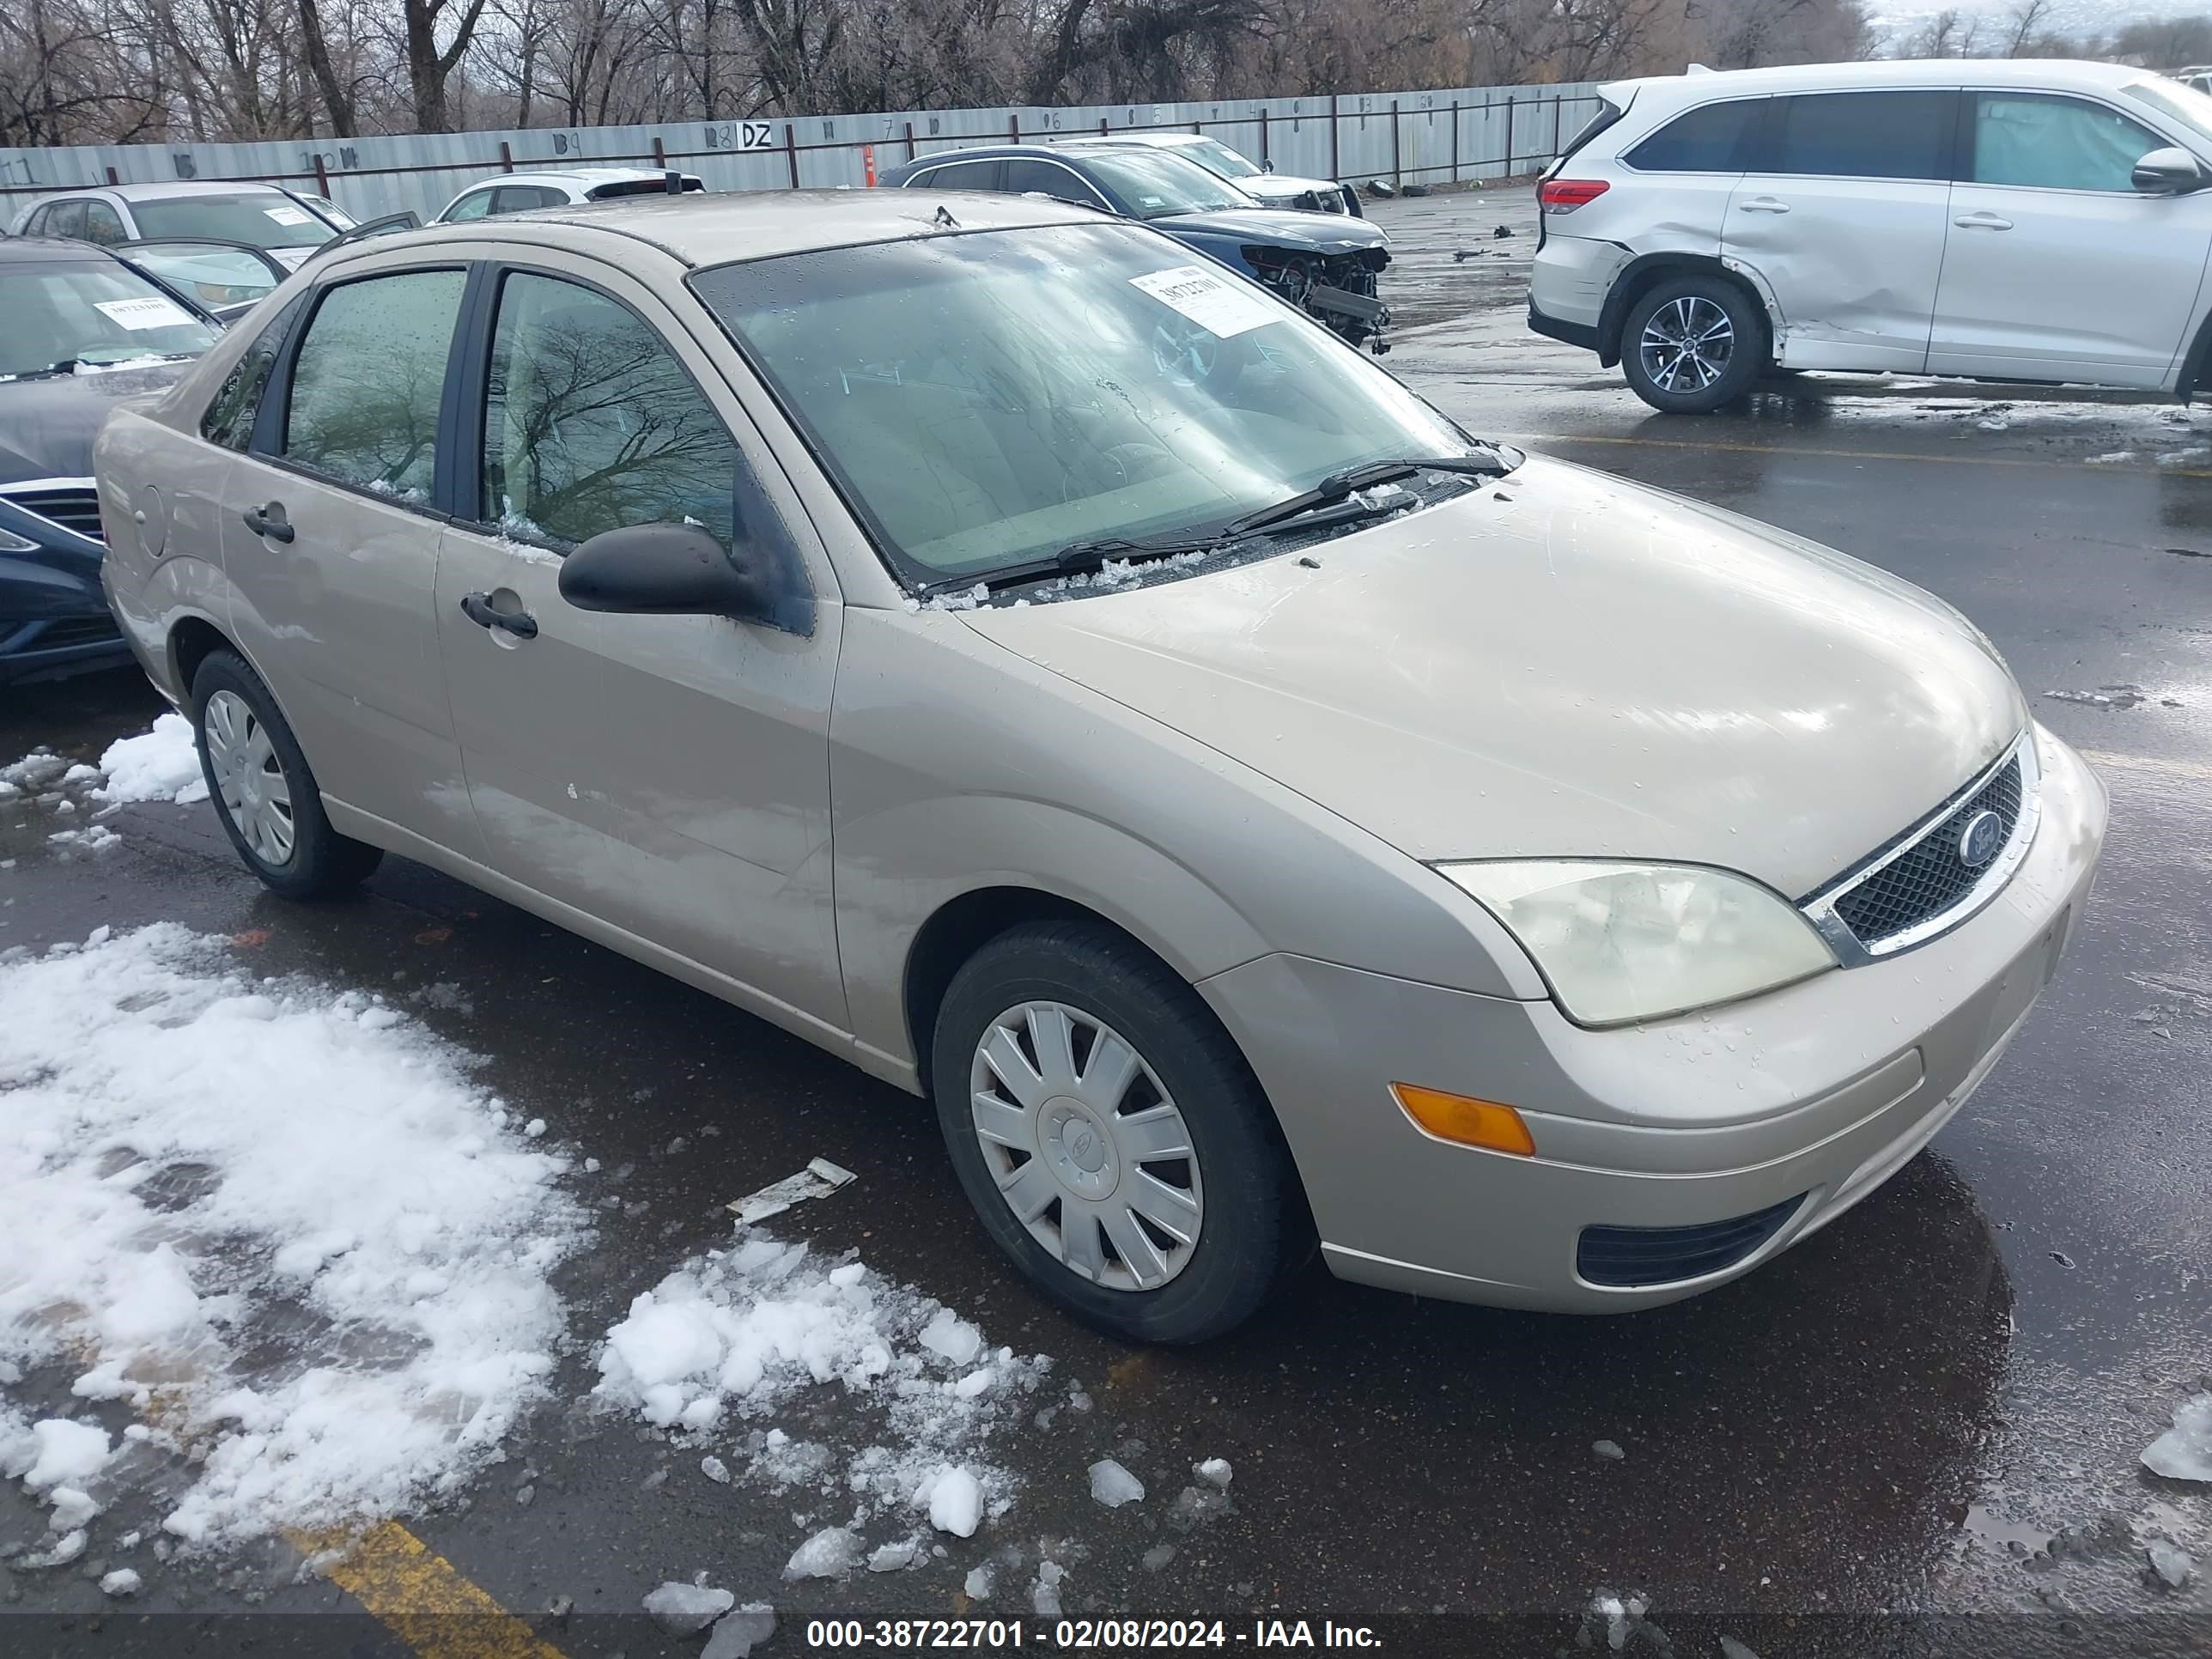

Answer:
[190,649,382,899]
[931,921,1307,1345]
[1620,274,1768,414]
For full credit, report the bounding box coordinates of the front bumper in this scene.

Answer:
[1199,725,2106,1312]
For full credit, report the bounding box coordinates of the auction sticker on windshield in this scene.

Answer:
[1130,264,1280,337]
[264,205,313,227]
[94,296,196,330]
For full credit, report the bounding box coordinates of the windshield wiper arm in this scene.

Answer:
[920,533,1226,598]
[1220,453,1511,539]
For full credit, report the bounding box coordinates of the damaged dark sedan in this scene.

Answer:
[881,141,1393,352]
[0,238,217,685]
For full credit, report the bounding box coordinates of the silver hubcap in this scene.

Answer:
[1639,295,1735,393]
[204,690,295,866]
[969,1001,1203,1292]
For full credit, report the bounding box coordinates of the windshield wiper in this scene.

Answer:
[1221,453,1511,539]
[921,533,1224,597]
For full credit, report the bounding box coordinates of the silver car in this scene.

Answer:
[94,192,2106,1343]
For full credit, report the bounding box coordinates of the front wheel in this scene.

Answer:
[1620,275,1767,413]
[931,921,1306,1344]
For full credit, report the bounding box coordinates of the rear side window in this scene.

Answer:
[82,202,127,245]
[1763,91,1953,181]
[1971,93,2160,191]
[493,185,563,213]
[1626,100,1763,172]
[282,269,466,500]
[47,200,89,240]
[201,296,306,451]
[1006,157,1105,206]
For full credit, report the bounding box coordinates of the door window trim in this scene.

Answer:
[249,260,478,522]
[1960,88,2170,196]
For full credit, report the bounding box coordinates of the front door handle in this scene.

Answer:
[240,501,294,542]
[1954,211,2014,230]
[459,590,538,640]
[1738,196,1790,213]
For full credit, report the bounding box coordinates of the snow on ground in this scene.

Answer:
[2142,1392,2212,1482]
[91,713,207,805]
[0,925,589,1550]
[594,1227,1052,1571]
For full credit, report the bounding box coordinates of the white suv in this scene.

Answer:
[1528,59,2212,411]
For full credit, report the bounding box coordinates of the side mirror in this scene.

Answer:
[557,521,811,634]
[1262,159,1276,174]
[2133,146,2205,193]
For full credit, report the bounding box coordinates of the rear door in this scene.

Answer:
[1927,90,2212,386]
[1723,88,1959,372]
[224,261,484,858]
[432,254,848,1030]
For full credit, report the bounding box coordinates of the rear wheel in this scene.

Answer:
[931,921,1305,1344]
[1620,275,1766,413]
[191,650,382,899]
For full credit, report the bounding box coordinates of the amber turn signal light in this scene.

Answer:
[1390,1084,1536,1156]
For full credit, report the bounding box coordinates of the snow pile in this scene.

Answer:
[594,1233,1050,1563]
[2142,1392,2212,1482]
[0,925,589,1547]
[92,714,207,805]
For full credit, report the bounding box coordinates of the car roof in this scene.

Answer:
[347,188,1102,270]
[64,180,300,203]
[1059,132,1205,147]
[468,167,692,190]
[0,235,128,265]
[1601,56,2148,105]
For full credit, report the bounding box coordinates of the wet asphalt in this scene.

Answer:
[2,186,2209,1657]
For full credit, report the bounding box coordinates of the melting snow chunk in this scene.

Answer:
[93,714,210,805]
[2148,1537,2195,1589]
[100,1568,143,1597]
[964,1563,994,1599]
[643,1580,736,1633]
[785,1526,861,1580]
[1193,1457,1231,1489]
[919,1308,983,1366]
[18,1419,112,1490]
[704,1602,778,1659]
[1593,1439,1626,1461]
[728,1158,857,1224]
[868,1538,920,1572]
[2143,1392,2212,1481]
[927,1465,984,1537]
[1032,1559,1067,1616]
[1089,1458,1146,1508]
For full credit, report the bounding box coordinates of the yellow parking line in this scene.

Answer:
[1495,431,2212,479]
[295,1521,570,1659]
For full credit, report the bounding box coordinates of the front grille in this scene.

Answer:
[1577,1194,1806,1288]
[2,484,103,543]
[33,615,122,649]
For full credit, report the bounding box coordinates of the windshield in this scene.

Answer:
[0,261,216,378]
[122,243,281,308]
[1185,138,1263,179]
[2124,78,2212,149]
[1079,150,1256,217]
[692,223,1485,589]
[131,193,334,249]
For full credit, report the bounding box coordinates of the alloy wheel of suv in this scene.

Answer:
[1620,275,1767,414]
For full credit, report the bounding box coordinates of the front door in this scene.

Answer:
[1723,88,1958,373]
[224,264,483,857]
[433,260,848,1035]
[1927,91,2212,387]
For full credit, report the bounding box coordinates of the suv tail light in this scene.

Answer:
[1539,179,1610,214]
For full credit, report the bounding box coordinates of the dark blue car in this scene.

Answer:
[880,142,1393,352]
[0,238,217,685]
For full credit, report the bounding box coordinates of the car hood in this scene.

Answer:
[1238,174,1346,202]
[957,456,2026,900]
[0,362,190,485]
[1154,208,1386,252]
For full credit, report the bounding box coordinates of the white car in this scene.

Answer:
[1057,131,1362,216]
[1528,58,2212,410]
[435,168,705,222]
[7,182,354,270]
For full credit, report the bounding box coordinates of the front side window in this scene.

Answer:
[0,260,216,380]
[132,192,334,248]
[444,190,496,222]
[1626,100,1765,172]
[481,271,738,548]
[692,222,1480,588]
[1972,93,2163,191]
[1763,91,1953,181]
[282,268,465,499]
[1006,158,1105,206]
[202,295,306,449]
[1079,149,1254,216]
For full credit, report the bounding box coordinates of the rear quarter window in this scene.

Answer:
[1626,100,1766,172]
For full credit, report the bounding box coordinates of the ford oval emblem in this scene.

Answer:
[1958,809,2004,869]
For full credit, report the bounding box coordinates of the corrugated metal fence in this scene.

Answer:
[0,83,1599,223]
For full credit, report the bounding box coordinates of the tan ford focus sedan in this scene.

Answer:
[94,191,2106,1343]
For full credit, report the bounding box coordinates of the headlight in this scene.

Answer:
[1437,860,1836,1027]
[0,526,39,553]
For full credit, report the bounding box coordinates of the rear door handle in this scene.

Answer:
[240,501,295,542]
[1738,196,1790,213]
[459,590,538,640]
[1954,211,2014,230]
